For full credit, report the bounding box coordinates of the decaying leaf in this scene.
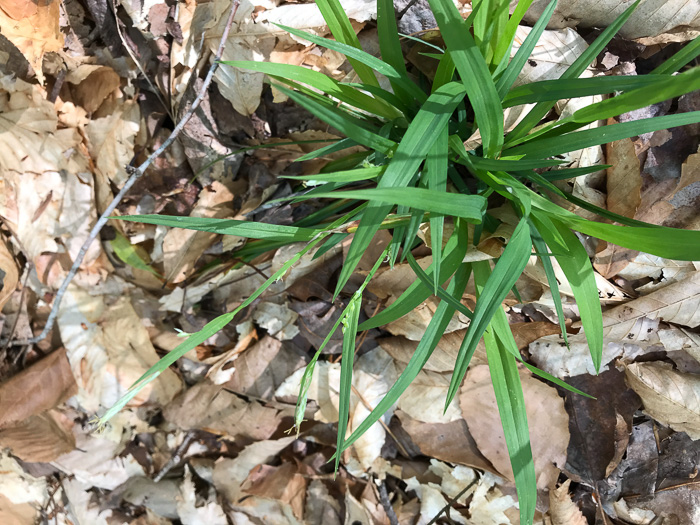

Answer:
[460,365,570,489]
[163,382,288,441]
[0,0,63,83]
[0,411,75,462]
[549,480,587,525]
[0,236,18,311]
[521,0,700,40]
[625,362,700,439]
[0,347,77,428]
[606,137,641,219]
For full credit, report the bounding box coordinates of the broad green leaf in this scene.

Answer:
[445,219,532,408]
[295,138,357,162]
[483,324,536,525]
[336,292,361,472]
[116,215,320,241]
[459,152,565,171]
[335,82,468,297]
[651,35,700,75]
[507,0,641,142]
[531,213,602,371]
[495,0,556,97]
[276,23,427,103]
[433,51,456,91]
[508,111,700,158]
[336,261,472,456]
[315,0,380,87]
[503,74,668,108]
[300,187,486,222]
[281,166,385,183]
[359,218,469,330]
[493,0,538,71]
[377,0,415,106]
[276,85,397,154]
[528,221,569,349]
[428,0,504,157]
[406,252,474,319]
[540,164,612,181]
[427,126,449,291]
[572,67,700,123]
[225,60,398,119]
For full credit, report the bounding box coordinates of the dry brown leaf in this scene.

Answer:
[396,410,496,473]
[0,411,75,462]
[223,335,306,398]
[0,0,37,20]
[625,362,700,439]
[0,493,37,525]
[0,348,77,428]
[606,412,631,478]
[397,370,462,424]
[606,137,641,219]
[85,99,140,188]
[57,285,182,413]
[460,365,570,489]
[65,65,122,114]
[177,466,228,525]
[379,330,487,373]
[511,321,561,349]
[162,181,235,283]
[242,462,307,520]
[521,0,700,40]
[163,382,287,440]
[0,236,18,311]
[599,271,700,335]
[0,0,63,83]
[549,480,587,525]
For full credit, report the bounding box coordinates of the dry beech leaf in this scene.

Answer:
[379,331,487,373]
[549,480,587,525]
[521,0,700,40]
[606,137,641,219]
[460,365,570,489]
[0,411,75,463]
[0,348,77,428]
[0,0,63,84]
[163,382,288,441]
[625,362,700,439]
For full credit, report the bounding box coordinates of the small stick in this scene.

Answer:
[2,0,241,348]
[153,430,196,482]
[378,480,399,525]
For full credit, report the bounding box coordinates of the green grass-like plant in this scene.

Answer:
[101,1,700,522]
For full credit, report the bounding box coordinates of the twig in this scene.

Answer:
[425,478,478,525]
[377,480,399,525]
[2,0,241,348]
[153,430,196,482]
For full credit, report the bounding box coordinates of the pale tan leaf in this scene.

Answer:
[177,466,228,525]
[162,181,235,283]
[379,331,487,373]
[397,370,462,424]
[85,100,140,188]
[625,362,700,439]
[606,137,641,219]
[460,366,570,489]
[0,411,75,462]
[0,348,77,428]
[549,480,587,525]
[163,382,287,440]
[521,0,700,40]
[0,1,63,84]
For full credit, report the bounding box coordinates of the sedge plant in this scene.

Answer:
[100,0,700,522]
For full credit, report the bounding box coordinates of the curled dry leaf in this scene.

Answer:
[625,362,700,439]
[0,236,18,311]
[460,365,570,489]
[549,480,587,525]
